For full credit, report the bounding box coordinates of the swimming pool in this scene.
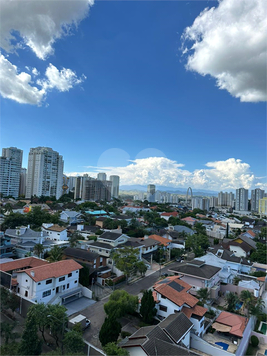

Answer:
[235,301,243,310]
[215,342,229,351]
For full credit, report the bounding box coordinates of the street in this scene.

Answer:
[82,261,180,347]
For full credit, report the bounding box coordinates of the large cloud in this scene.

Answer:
[0,0,93,105]
[0,56,85,105]
[65,156,264,191]
[182,0,267,102]
[0,0,93,60]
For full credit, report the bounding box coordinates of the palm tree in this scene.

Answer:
[240,290,254,317]
[33,243,44,258]
[249,298,265,318]
[197,288,209,304]
[48,245,63,262]
[225,292,239,312]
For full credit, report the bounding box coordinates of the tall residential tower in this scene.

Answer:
[110,175,120,198]
[26,147,64,199]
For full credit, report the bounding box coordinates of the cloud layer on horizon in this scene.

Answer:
[0,0,93,105]
[182,0,267,102]
[65,156,266,191]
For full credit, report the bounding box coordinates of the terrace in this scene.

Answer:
[203,330,238,354]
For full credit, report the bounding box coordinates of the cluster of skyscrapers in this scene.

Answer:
[0,147,120,201]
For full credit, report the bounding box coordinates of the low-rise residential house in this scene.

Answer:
[69,224,100,238]
[0,235,15,258]
[60,210,82,224]
[87,241,113,258]
[169,260,221,298]
[42,224,68,241]
[172,225,194,236]
[240,230,256,240]
[153,276,207,337]
[85,210,108,217]
[10,259,83,304]
[95,217,107,229]
[212,311,248,339]
[181,217,197,226]
[227,235,256,258]
[5,226,49,244]
[97,231,130,247]
[121,312,199,356]
[148,234,171,248]
[160,212,179,221]
[122,206,151,214]
[137,237,160,256]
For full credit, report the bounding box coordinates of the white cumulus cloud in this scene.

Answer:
[182,0,267,102]
[65,156,264,191]
[0,0,92,105]
[0,0,94,60]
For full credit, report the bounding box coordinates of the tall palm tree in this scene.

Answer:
[249,298,265,318]
[225,292,239,312]
[48,245,63,262]
[197,288,209,304]
[33,243,44,258]
[240,290,254,317]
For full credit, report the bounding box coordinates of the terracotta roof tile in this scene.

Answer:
[161,212,179,217]
[214,311,248,337]
[154,276,198,308]
[0,257,49,272]
[16,259,83,282]
[44,224,66,232]
[149,234,170,247]
[181,304,207,318]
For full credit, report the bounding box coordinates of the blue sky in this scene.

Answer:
[0,0,266,191]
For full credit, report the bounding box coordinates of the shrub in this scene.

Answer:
[121,331,131,339]
[250,335,259,347]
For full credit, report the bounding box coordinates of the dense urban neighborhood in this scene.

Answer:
[0,157,267,356]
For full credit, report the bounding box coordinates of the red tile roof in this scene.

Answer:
[154,276,198,308]
[16,259,83,282]
[161,212,179,217]
[149,234,170,247]
[181,217,196,222]
[257,276,266,282]
[181,304,207,318]
[214,311,248,337]
[246,230,256,237]
[0,257,49,272]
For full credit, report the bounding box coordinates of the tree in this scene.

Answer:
[104,290,138,319]
[33,243,44,258]
[250,243,267,264]
[68,231,84,248]
[0,342,20,356]
[233,276,241,286]
[135,261,148,276]
[104,342,129,356]
[0,321,20,344]
[240,290,254,317]
[46,304,68,348]
[112,247,139,283]
[63,330,84,354]
[140,290,156,324]
[250,335,259,347]
[225,292,239,312]
[18,313,42,355]
[99,317,121,346]
[48,245,63,262]
[28,303,49,343]
[196,288,209,304]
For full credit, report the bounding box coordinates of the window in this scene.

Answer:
[25,279,28,282]
[76,271,78,273]
[59,276,65,282]
[67,283,69,289]
[42,290,51,298]
[38,282,41,285]
[63,285,65,290]
[46,279,52,285]
[159,305,167,312]
[25,291,28,297]
[75,280,77,283]
[68,273,72,278]
[161,295,166,299]
[17,287,20,293]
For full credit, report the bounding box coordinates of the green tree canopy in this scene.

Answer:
[140,290,156,324]
[224,292,239,313]
[63,330,85,354]
[18,313,42,355]
[103,342,129,356]
[48,245,63,262]
[196,288,209,304]
[99,317,122,346]
[104,290,138,319]
[112,247,139,282]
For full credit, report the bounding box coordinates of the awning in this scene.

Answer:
[212,322,231,333]
[60,288,81,299]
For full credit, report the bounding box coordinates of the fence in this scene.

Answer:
[191,333,235,356]
[235,316,256,356]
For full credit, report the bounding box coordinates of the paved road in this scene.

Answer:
[82,261,180,347]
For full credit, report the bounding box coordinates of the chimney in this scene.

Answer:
[30,271,35,277]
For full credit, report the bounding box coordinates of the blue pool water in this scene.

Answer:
[235,302,243,310]
[215,342,229,351]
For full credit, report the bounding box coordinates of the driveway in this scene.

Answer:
[64,297,96,316]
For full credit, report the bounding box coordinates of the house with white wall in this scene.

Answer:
[42,224,68,241]
[153,276,207,337]
[60,210,82,224]
[15,259,83,304]
[227,235,256,258]
[168,260,221,299]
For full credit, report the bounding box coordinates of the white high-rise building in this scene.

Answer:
[147,184,156,202]
[218,192,234,207]
[0,147,23,198]
[251,188,265,212]
[26,147,64,200]
[97,173,107,181]
[235,188,248,211]
[109,175,120,198]
[209,196,218,208]
[192,197,210,211]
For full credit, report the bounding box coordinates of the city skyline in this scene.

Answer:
[1,0,266,192]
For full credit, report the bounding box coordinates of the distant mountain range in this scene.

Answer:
[120,185,219,196]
